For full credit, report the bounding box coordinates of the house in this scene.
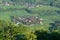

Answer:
[36,5,40,7]
[27,3,35,9]
[0,1,14,6]
[11,16,43,25]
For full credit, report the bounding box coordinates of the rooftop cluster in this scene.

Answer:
[11,16,43,25]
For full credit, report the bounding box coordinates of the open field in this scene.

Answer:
[0,5,60,31]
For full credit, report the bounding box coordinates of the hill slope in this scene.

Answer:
[0,6,60,30]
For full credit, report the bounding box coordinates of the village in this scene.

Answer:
[0,1,43,9]
[11,15,43,25]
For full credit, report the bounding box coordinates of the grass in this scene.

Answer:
[0,10,29,20]
[0,5,60,30]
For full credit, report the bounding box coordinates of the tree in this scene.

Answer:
[49,20,60,32]
[34,29,48,40]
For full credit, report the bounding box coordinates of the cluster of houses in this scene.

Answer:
[25,3,43,9]
[0,1,43,8]
[11,16,43,25]
[0,1,15,6]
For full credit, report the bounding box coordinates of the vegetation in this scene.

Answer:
[2,0,60,8]
[0,20,60,40]
[0,0,60,40]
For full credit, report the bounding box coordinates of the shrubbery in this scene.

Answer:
[0,20,60,40]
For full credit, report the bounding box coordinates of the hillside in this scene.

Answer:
[0,5,60,30]
[0,0,60,8]
[0,0,60,40]
[0,5,60,20]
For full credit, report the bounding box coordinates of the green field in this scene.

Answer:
[0,5,60,31]
[0,0,60,40]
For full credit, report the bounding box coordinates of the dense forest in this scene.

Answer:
[0,20,60,40]
[0,0,60,40]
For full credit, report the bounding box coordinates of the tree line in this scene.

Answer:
[0,20,60,40]
[10,0,60,7]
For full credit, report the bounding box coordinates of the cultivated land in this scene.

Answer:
[0,0,60,40]
[0,5,60,31]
